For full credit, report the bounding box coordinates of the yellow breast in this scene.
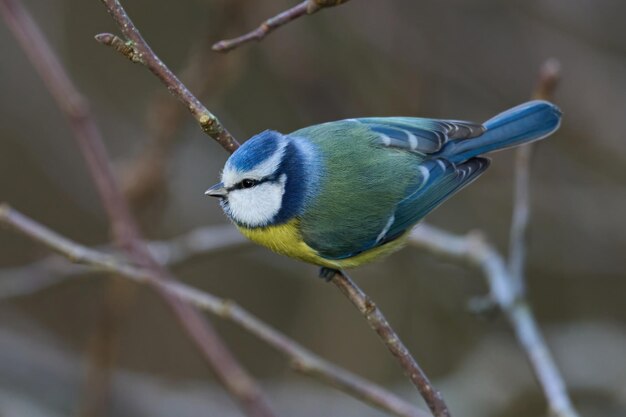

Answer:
[237,219,409,269]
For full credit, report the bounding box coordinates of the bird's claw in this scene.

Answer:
[318,267,339,282]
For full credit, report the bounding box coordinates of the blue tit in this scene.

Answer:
[206,100,561,277]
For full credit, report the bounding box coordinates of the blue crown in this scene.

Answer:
[227,130,283,172]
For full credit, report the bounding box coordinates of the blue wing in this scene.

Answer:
[356,117,485,154]
[379,157,490,244]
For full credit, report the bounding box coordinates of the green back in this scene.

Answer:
[292,121,424,259]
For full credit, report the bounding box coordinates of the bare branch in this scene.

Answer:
[508,58,562,293]
[85,30,243,414]
[0,257,87,300]
[96,0,239,153]
[404,60,572,417]
[0,0,133,242]
[408,226,579,417]
[332,271,451,417]
[0,204,428,417]
[0,224,248,300]
[0,2,274,416]
[212,0,353,53]
[123,43,243,214]
[409,60,577,417]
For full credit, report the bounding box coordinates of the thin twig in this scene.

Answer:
[0,204,428,417]
[0,257,87,300]
[331,272,451,417]
[0,224,248,301]
[403,60,576,417]
[508,58,562,293]
[409,227,579,417]
[505,58,577,417]
[212,0,352,53]
[79,275,134,417]
[88,20,244,414]
[0,0,130,242]
[123,42,243,213]
[95,0,239,153]
[0,2,275,417]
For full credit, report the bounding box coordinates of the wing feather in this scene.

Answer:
[380,157,490,243]
[355,117,485,154]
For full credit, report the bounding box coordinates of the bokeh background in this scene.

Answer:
[1,0,625,416]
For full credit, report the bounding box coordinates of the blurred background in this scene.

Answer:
[1,0,625,416]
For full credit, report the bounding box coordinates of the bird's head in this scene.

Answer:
[206,130,320,228]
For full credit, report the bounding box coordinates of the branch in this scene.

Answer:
[0,2,274,416]
[123,42,243,213]
[332,272,450,417]
[212,0,352,53]
[0,213,578,416]
[0,224,248,300]
[0,204,428,417]
[408,59,578,417]
[93,9,245,411]
[0,256,88,301]
[508,58,562,293]
[95,1,239,153]
[0,0,131,242]
[373,58,574,417]
[87,27,243,415]
[409,225,579,417]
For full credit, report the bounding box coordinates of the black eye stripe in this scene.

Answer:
[229,177,274,191]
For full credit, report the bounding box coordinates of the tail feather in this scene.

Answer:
[437,100,562,164]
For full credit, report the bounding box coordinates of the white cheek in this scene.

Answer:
[225,180,286,227]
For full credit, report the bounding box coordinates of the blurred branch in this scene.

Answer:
[410,59,578,417]
[408,225,579,417]
[332,272,450,417]
[0,2,275,417]
[0,212,582,417]
[0,204,428,417]
[212,0,353,53]
[0,224,248,300]
[91,14,245,414]
[0,257,85,300]
[95,0,239,153]
[508,58,562,294]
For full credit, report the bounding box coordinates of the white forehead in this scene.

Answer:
[222,136,288,187]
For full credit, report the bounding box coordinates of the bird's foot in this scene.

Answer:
[318,267,339,282]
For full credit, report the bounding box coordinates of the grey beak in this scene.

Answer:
[205,182,227,198]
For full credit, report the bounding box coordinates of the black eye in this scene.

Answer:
[240,179,257,189]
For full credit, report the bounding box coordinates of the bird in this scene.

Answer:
[205,100,561,279]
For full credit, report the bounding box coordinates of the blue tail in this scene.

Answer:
[437,100,562,164]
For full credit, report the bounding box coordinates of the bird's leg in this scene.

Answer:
[318,267,339,282]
